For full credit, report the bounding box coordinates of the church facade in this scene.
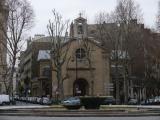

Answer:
[52,16,111,97]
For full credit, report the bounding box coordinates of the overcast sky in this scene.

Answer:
[28,0,159,36]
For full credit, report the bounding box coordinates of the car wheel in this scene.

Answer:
[2,102,5,105]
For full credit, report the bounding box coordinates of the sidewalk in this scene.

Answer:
[0,105,49,110]
[1,104,160,110]
[1,105,160,117]
[0,108,160,117]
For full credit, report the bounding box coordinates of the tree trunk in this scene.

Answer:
[123,66,128,104]
[115,62,120,104]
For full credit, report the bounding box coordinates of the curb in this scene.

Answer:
[0,109,160,117]
[0,113,160,117]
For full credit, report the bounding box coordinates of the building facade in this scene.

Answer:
[18,15,160,102]
[86,18,160,102]
[0,0,8,94]
[19,35,52,96]
[31,50,52,97]
[52,16,111,97]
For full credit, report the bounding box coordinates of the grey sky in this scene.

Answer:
[28,0,159,36]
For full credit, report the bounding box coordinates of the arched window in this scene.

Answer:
[78,25,83,34]
[75,48,86,59]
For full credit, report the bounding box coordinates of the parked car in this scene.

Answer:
[0,94,10,105]
[146,98,155,105]
[14,95,19,100]
[32,97,38,104]
[154,96,160,103]
[102,96,116,105]
[36,97,42,104]
[128,98,138,105]
[145,97,160,105]
[40,97,52,105]
[10,96,16,105]
[141,98,155,105]
[61,97,81,106]
[140,100,147,105]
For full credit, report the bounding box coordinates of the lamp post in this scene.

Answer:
[28,89,31,96]
[91,80,94,96]
[75,54,78,96]
[76,55,78,83]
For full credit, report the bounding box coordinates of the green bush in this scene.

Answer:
[52,99,61,105]
[80,96,106,109]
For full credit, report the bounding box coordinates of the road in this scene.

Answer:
[0,116,160,120]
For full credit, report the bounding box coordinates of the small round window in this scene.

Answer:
[76,48,86,59]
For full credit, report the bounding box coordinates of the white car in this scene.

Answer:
[0,94,10,105]
[61,97,81,106]
[40,97,52,105]
[154,96,160,102]
[36,97,42,104]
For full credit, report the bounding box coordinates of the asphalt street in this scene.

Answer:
[0,116,160,120]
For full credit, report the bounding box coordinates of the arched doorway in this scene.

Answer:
[73,79,89,96]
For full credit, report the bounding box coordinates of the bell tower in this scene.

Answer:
[70,13,88,38]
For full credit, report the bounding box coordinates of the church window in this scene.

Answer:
[76,48,86,59]
[78,25,83,34]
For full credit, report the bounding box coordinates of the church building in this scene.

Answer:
[52,16,111,97]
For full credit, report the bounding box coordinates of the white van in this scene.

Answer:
[0,94,10,105]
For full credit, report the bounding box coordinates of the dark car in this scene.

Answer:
[102,96,116,105]
[140,100,146,105]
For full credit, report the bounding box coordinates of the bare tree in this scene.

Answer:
[142,28,160,98]
[81,37,95,96]
[0,0,34,95]
[47,10,70,100]
[95,0,143,104]
[95,12,123,104]
[113,0,143,104]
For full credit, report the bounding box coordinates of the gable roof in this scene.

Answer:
[62,37,108,52]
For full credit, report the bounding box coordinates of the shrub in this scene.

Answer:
[80,96,106,109]
[63,104,82,110]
